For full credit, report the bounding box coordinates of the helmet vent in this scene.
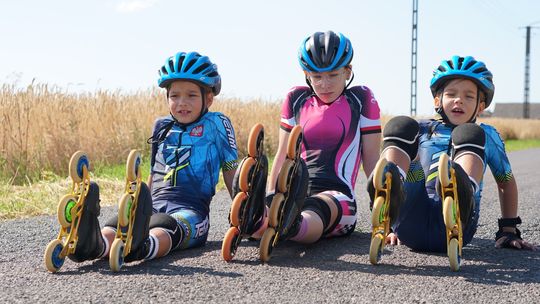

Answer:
[463,60,476,70]
[193,62,210,74]
[168,60,175,73]
[184,59,196,72]
[473,67,487,73]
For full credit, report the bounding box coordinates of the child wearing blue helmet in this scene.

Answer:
[255,31,382,262]
[367,55,537,271]
[50,52,238,271]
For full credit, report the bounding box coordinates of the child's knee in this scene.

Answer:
[382,116,419,161]
[149,213,183,250]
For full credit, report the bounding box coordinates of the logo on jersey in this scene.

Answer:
[220,115,237,150]
[190,125,204,137]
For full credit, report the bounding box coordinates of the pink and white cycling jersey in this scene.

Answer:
[280,86,381,198]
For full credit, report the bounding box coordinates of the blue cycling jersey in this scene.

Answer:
[414,119,512,201]
[395,118,513,252]
[150,112,238,215]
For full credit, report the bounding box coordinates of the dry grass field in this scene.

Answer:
[2,83,540,185]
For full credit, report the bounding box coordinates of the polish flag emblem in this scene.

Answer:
[190,125,204,137]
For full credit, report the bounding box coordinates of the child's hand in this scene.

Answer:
[385,232,401,245]
[495,217,538,250]
[495,235,538,251]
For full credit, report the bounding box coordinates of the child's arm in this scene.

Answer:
[147,174,153,191]
[497,176,518,219]
[222,168,236,199]
[361,133,381,178]
[494,176,537,250]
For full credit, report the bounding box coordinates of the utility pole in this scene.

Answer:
[523,26,531,119]
[522,22,540,119]
[410,0,418,116]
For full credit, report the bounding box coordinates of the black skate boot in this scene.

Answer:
[367,158,405,266]
[109,150,152,271]
[68,182,105,262]
[222,123,268,262]
[259,125,308,263]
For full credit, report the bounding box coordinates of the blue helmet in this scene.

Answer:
[298,31,353,73]
[157,51,221,95]
[430,55,494,107]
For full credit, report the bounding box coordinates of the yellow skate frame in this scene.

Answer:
[439,153,463,271]
[55,154,92,259]
[369,158,392,265]
[114,150,143,257]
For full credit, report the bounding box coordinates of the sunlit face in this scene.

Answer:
[435,79,485,125]
[168,81,213,124]
[305,66,351,103]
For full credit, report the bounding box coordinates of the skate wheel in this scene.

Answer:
[276,159,295,193]
[222,226,240,262]
[238,157,256,193]
[69,151,89,183]
[247,123,265,158]
[118,193,133,227]
[126,150,142,182]
[230,192,248,227]
[373,158,388,190]
[57,194,78,228]
[438,153,451,188]
[44,239,65,273]
[287,125,303,160]
[369,233,385,265]
[260,227,276,263]
[448,237,461,271]
[268,193,285,228]
[371,196,385,228]
[443,196,456,230]
[110,238,125,272]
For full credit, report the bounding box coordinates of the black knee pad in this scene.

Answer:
[149,213,183,250]
[303,195,333,230]
[452,163,474,229]
[382,116,420,161]
[451,123,485,161]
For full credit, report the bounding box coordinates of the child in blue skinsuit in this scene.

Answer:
[67,51,238,265]
[368,55,536,267]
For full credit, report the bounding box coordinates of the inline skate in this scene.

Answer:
[368,158,404,265]
[259,125,306,263]
[109,149,152,272]
[222,123,268,261]
[44,151,97,273]
[438,153,463,272]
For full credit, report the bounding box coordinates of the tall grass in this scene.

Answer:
[2,83,540,185]
[0,83,282,184]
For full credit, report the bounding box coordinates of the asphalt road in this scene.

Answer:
[1,149,539,303]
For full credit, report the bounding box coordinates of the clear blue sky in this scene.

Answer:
[1,0,539,116]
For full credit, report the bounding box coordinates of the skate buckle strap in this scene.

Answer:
[495,216,522,243]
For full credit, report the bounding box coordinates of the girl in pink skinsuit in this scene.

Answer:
[257,31,381,249]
